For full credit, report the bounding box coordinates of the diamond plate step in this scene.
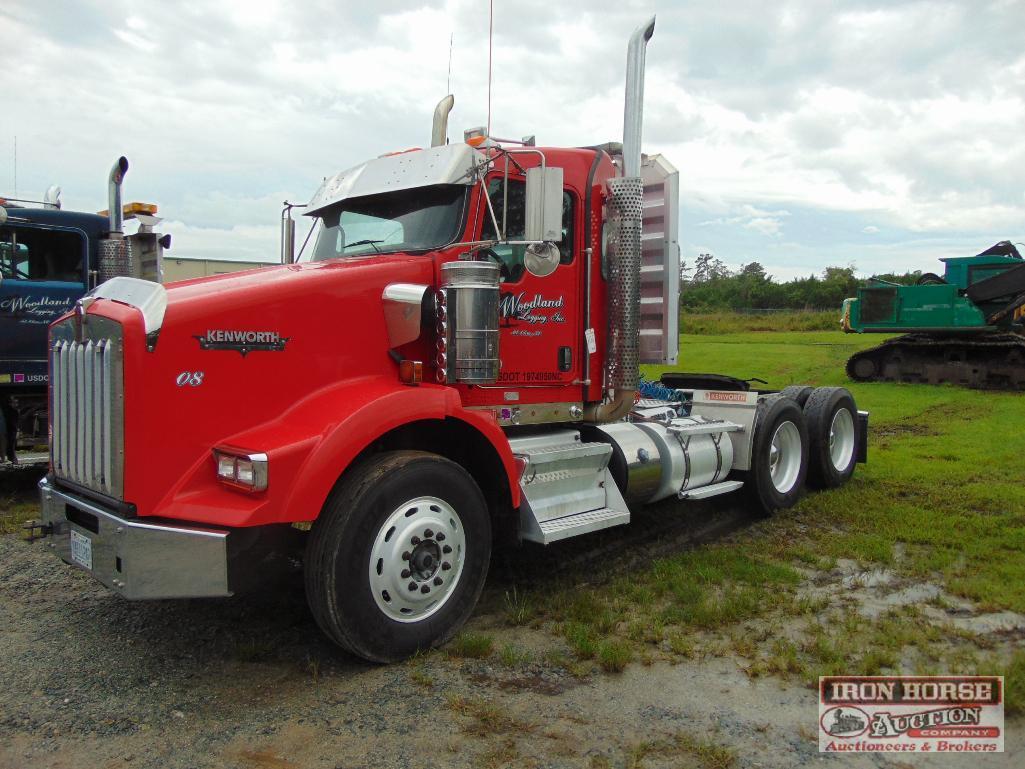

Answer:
[511,430,629,544]
[529,507,630,545]
[678,479,744,500]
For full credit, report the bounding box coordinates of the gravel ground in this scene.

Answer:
[1,472,1020,769]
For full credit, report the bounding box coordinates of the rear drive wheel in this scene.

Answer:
[745,395,808,516]
[779,385,814,408]
[305,451,491,662]
[804,387,858,489]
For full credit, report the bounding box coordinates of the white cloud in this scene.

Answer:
[698,204,791,238]
[1,0,1023,269]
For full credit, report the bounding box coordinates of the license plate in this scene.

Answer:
[70,529,93,570]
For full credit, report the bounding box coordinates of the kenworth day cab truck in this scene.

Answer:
[33,18,867,662]
[0,159,168,461]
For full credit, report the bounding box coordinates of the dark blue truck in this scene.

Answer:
[0,157,167,462]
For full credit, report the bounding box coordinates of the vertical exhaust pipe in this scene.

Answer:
[98,156,135,282]
[431,95,455,148]
[623,17,655,177]
[586,16,655,423]
[107,156,129,236]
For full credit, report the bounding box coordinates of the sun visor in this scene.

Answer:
[305,143,485,216]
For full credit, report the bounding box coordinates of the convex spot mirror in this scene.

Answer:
[524,242,559,277]
[524,166,563,243]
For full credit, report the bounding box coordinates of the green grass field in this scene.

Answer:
[497,312,1025,706]
[649,314,1025,614]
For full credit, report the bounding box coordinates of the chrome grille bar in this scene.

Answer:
[53,341,65,475]
[82,340,94,482]
[74,341,86,482]
[102,342,113,491]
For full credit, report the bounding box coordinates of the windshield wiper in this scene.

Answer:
[343,239,384,254]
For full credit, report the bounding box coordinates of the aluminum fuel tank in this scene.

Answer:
[591,418,734,504]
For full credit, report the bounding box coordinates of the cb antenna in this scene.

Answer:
[487,0,493,137]
[446,32,453,95]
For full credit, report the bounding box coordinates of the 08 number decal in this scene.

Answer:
[176,371,205,387]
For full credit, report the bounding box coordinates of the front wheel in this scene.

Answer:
[305,451,491,662]
[745,395,809,516]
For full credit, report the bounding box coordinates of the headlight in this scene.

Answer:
[212,448,268,492]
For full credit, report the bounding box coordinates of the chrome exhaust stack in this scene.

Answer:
[107,156,129,236]
[431,95,455,148]
[98,156,135,283]
[622,17,655,177]
[586,16,655,423]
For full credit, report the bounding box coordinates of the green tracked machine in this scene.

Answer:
[842,241,1025,390]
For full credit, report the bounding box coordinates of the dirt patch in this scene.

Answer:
[873,422,937,440]
[808,557,1025,634]
[874,401,994,442]
[2,504,1021,768]
[497,673,569,696]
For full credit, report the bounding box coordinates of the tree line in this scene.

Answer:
[679,253,922,311]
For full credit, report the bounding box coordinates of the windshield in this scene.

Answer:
[310,184,468,261]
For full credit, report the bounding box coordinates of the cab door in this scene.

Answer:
[479,176,581,391]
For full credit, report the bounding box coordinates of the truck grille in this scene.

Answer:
[50,318,124,499]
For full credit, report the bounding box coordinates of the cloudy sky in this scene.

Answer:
[2,0,1024,280]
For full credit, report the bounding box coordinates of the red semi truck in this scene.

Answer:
[33,18,867,662]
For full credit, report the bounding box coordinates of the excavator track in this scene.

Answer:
[846,332,1025,390]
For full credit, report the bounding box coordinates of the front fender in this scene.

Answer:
[280,378,520,524]
[156,377,519,527]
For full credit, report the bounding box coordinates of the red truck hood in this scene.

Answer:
[165,254,430,315]
[120,253,438,519]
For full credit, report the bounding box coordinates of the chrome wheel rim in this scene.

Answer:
[768,421,802,494]
[829,408,856,471]
[369,496,465,623]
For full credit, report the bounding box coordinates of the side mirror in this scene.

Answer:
[524,166,563,242]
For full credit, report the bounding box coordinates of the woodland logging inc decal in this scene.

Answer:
[500,292,566,325]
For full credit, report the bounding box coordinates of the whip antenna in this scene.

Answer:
[446,33,453,95]
[487,0,493,137]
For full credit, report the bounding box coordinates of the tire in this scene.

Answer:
[745,395,809,517]
[804,387,858,489]
[305,450,491,662]
[779,385,814,408]
[0,406,7,463]
[0,397,17,463]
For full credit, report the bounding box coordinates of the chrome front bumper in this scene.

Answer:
[38,478,232,599]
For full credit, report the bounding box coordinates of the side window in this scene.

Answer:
[0,230,30,280]
[0,227,84,283]
[481,178,575,283]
